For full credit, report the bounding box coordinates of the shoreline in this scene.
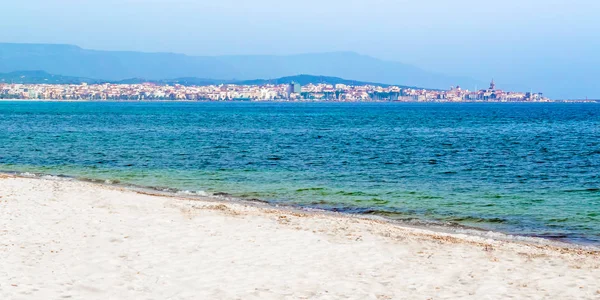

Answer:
[3,170,599,252]
[2,173,600,299]
[0,98,599,103]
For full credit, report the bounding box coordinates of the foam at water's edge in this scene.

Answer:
[2,169,599,252]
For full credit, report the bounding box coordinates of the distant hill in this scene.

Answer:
[234,75,419,88]
[0,70,99,84]
[0,43,482,90]
[0,71,427,89]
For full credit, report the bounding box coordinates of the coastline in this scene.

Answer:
[3,170,599,250]
[2,173,600,299]
[0,98,599,103]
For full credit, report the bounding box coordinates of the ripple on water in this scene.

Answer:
[1,102,600,245]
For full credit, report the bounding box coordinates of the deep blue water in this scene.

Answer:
[1,101,599,244]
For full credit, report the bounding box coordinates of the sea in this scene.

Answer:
[1,101,599,245]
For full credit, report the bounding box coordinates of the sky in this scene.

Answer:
[1,0,599,98]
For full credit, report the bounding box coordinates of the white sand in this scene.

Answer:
[1,175,599,299]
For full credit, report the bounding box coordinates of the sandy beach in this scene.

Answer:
[1,174,599,299]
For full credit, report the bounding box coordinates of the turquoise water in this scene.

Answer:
[1,101,599,244]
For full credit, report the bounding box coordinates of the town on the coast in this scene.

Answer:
[0,79,550,102]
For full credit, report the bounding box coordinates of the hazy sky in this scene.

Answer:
[1,0,599,97]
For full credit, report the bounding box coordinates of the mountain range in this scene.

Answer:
[0,43,482,90]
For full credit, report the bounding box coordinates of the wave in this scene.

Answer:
[563,188,599,193]
[296,187,326,192]
[446,216,508,224]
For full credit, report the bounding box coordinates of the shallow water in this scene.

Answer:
[1,101,599,244]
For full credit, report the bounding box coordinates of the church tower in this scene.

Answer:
[489,79,496,90]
